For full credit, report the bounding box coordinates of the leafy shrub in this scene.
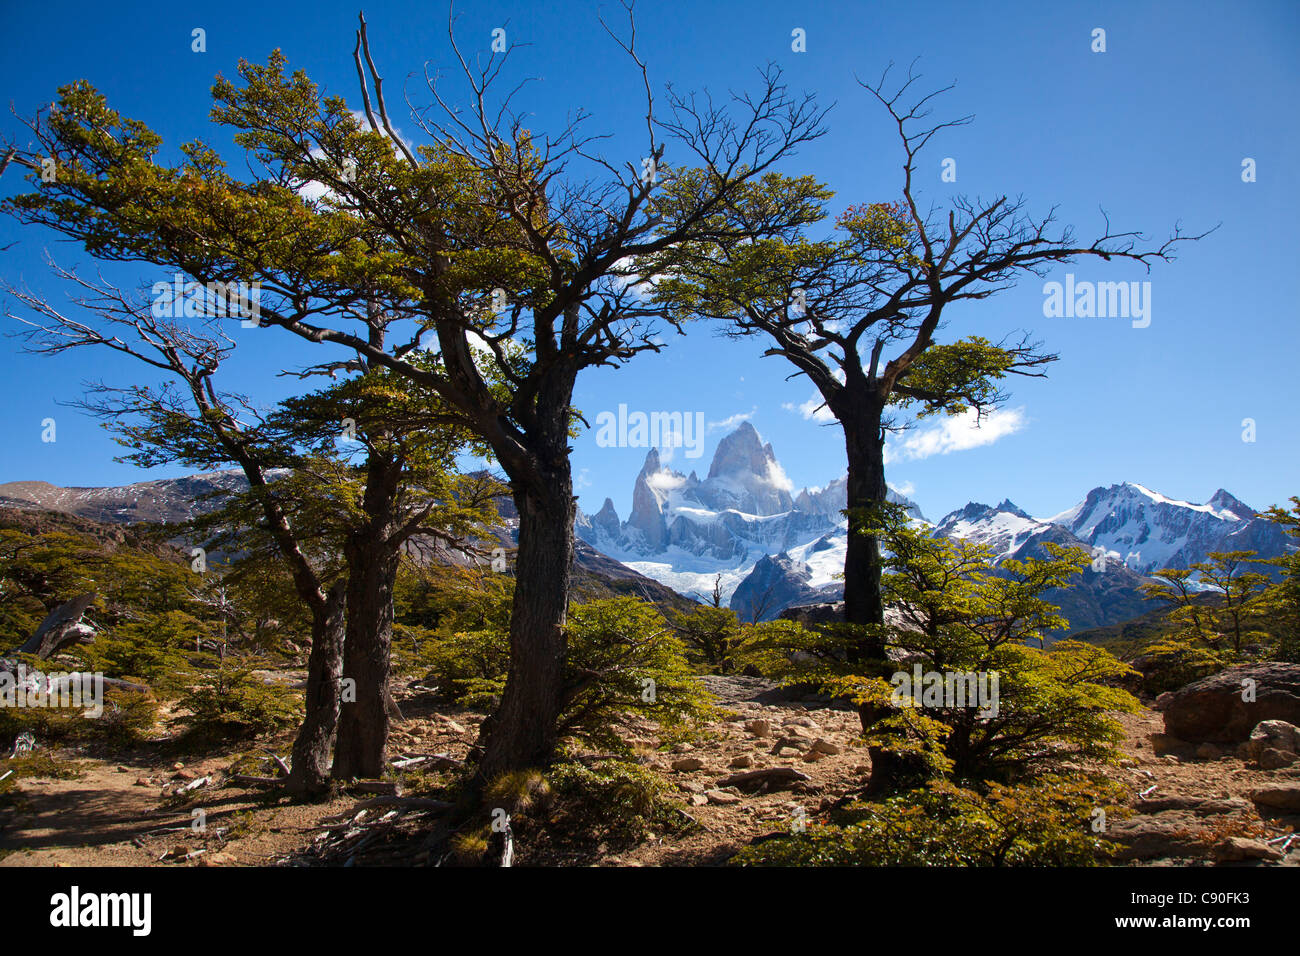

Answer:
[733,776,1126,867]
[834,503,1140,788]
[0,685,160,748]
[546,759,681,845]
[172,666,300,741]
[409,597,716,749]
[407,626,509,708]
[76,610,204,687]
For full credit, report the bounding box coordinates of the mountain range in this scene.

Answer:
[572,422,1292,633]
[1,422,1291,636]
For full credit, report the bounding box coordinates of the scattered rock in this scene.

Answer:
[670,757,705,772]
[1212,837,1283,863]
[1137,795,1253,816]
[810,738,842,756]
[728,754,754,769]
[771,736,812,755]
[1250,785,1300,813]
[1149,733,1188,756]
[688,793,708,807]
[716,767,811,792]
[1245,720,1300,769]
[1102,814,1209,861]
[704,789,742,806]
[743,719,772,738]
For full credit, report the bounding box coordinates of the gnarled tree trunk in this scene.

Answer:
[333,539,401,780]
[841,403,926,795]
[473,456,575,785]
[287,582,346,797]
[333,452,404,780]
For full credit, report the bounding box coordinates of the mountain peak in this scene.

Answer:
[706,421,767,479]
[995,498,1030,518]
[1208,488,1254,519]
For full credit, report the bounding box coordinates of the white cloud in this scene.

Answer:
[766,460,795,492]
[708,407,757,432]
[783,392,835,423]
[885,407,1027,463]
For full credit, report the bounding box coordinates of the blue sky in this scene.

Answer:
[1,0,1297,523]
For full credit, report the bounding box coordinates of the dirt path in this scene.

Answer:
[0,752,352,867]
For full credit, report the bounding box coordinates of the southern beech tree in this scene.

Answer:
[264,368,501,779]
[2,9,826,781]
[5,268,348,794]
[832,503,1138,793]
[646,67,1201,780]
[6,268,495,790]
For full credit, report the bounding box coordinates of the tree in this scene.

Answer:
[5,269,494,789]
[831,502,1138,793]
[261,369,501,779]
[1257,498,1300,662]
[2,8,827,783]
[643,66,1201,780]
[5,270,349,794]
[1141,551,1275,685]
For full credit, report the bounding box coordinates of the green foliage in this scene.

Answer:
[404,592,714,747]
[77,610,204,686]
[834,503,1139,783]
[1138,550,1278,691]
[172,665,300,741]
[546,759,682,845]
[0,686,160,748]
[0,514,211,652]
[1255,497,1300,662]
[412,627,510,709]
[733,776,1125,867]
[558,598,716,750]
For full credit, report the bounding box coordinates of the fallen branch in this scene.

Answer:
[715,767,811,792]
[348,796,454,814]
[390,753,463,771]
[229,774,283,788]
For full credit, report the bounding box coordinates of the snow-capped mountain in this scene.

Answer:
[579,425,1290,633]
[931,499,1157,633]
[1047,482,1291,575]
[574,421,924,607]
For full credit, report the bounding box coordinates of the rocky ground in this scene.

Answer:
[2,674,1298,867]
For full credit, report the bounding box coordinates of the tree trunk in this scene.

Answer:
[287,582,346,797]
[333,541,400,780]
[473,461,575,784]
[841,404,924,795]
[841,405,889,659]
[333,454,404,781]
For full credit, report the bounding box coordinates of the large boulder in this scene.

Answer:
[1155,663,1300,744]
